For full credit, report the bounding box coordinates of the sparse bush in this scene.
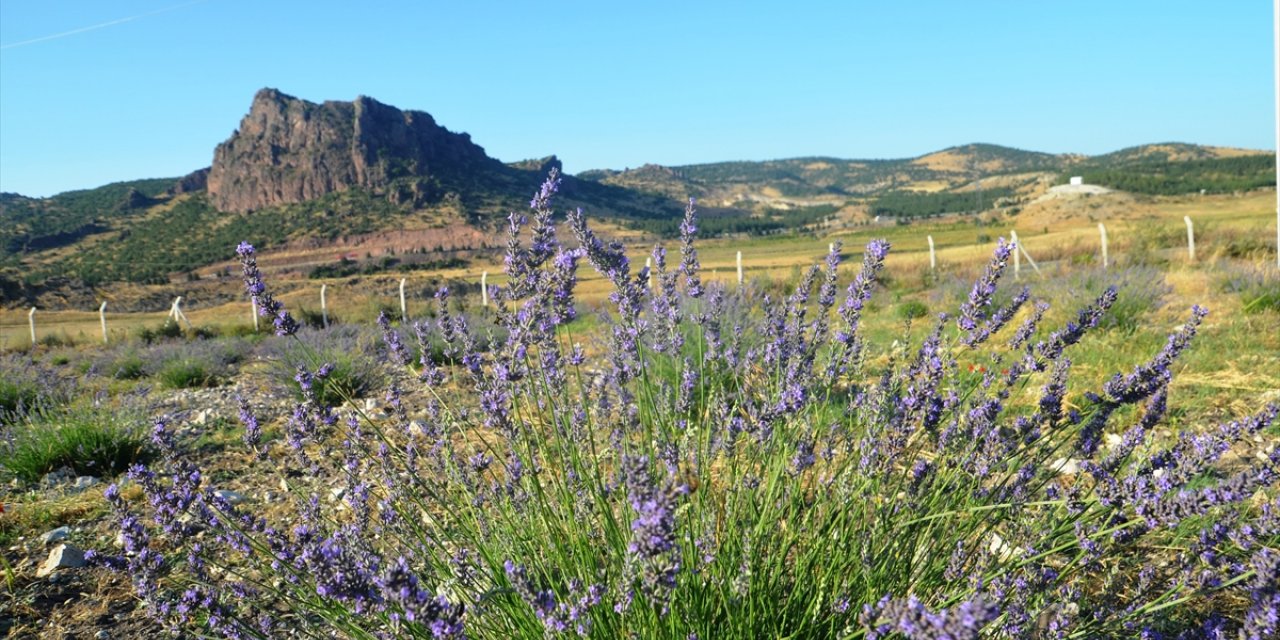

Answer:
[37,333,71,348]
[136,320,184,344]
[1040,265,1170,334]
[296,306,333,329]
[896,299,929,321]
[262,326,383,405]
[1,402,151,482]
[0,354,73,418]
[0,378,41,417]
[105,351,148,380]
[1218,264,1280,315]
[156,359,219,389]
[145,337,251,388]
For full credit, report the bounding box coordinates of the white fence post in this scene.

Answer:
[320,284,329,329]
[1184,216,1196,262]
[169,296,192,330]
[251,298,260,332]
[1098,223,1109,269]
[28,307,36,346]
[100,301,108,344]
[1019,241,1042,276]
[736,251,743,286]
[1010,231,1022,280]
[645,257,653,290]
[399,278,408,323]
[481,271,489,307]
[927,235,936,270]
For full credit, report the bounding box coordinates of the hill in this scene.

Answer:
[0,87,1273,299]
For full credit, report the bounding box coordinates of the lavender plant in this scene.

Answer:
[90,173,1279,639]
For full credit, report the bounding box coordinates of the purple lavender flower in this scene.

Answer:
[957,238,1013,334]
[962,286,1029,348]
[679,198,703,298]
[1103,306,1207,404]
[862,594,1000,640]
[235,395,264,459]
[623,455,686,614]
[235,241,298,336]
[378,310,412,366]
[829,239,890,377]
[1037,286,1118,362]
[1009,300,1049,350]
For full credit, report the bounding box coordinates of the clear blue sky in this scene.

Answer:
[1,0,1274,197]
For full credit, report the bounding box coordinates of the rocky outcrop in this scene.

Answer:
[207,89,499,213]
[170,167,210,195]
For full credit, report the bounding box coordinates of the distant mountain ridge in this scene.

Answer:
[577,142,1268,203]
[0,88,1273,293]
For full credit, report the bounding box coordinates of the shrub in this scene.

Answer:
[106,352,148,380]
[37,333,71,348]
[1,403,150,482]
[261,326,383,405]
[0,354,73,418]
[156,359,219,389]
[1218,264,1280,315]
[0,377,40,416]
[896,299,929,321]
[90,175,1280,639]
[143,337,251,388]
[1037,265,1170,334]
[296,306,332,329]
[136,320,184,344]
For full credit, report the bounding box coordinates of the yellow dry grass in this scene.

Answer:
[2,190,1276,349]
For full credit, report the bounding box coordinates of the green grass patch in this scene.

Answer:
[156,358,221,389]
[1,404,151,482]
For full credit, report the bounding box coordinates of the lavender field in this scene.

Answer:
[2,172,1278,639]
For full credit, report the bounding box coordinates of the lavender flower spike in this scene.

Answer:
[1103,305,1208,404]
[958,237,1013,334]
[679,198,703,298]
[236,241,299,336]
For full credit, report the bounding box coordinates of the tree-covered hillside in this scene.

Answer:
[1059,154,1275,195]
[0,178,176,255]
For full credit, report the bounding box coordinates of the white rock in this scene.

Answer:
[986,533,1023,562]
[1049,458,1083,475]
[408,419,429,437]
[213,489,247,505]
[39,526,70,546]
[37,544,86,577]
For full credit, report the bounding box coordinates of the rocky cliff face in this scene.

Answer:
[207,89,499,212]
[169,167,210,195]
